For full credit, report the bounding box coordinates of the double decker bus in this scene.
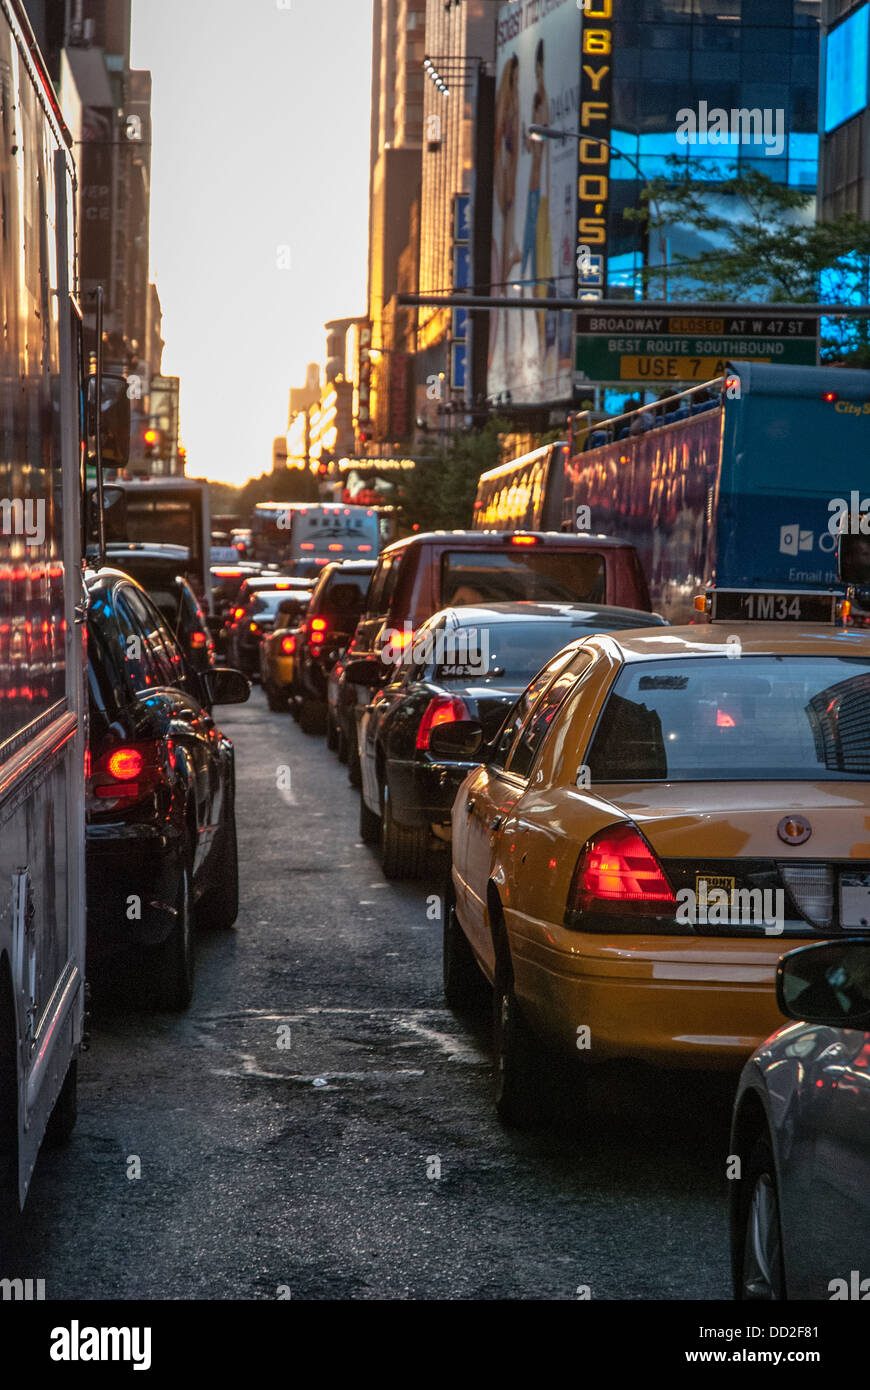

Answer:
[0,0,92,1212]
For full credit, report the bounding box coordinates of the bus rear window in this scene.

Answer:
[441,550,606,606]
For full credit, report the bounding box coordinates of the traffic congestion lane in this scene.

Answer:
[2,690,733,1299]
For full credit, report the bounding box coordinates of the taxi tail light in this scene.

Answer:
[417,695,471,751]
[280,633,297,655]
[567,822,676,918]
[88,739,170,810]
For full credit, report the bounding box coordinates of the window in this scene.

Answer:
[367,557,394,617]
[586,656,870,783]
[121,586,185,689]
[441,549,606,606]
[507,654,595,780]
[113,590,166,692]
[490,649,585,773]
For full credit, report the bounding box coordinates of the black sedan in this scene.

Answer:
[86,568,250,1008]
[348,602,667,879]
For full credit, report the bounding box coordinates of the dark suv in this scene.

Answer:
[292,560,375,733]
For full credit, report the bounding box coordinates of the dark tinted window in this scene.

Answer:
[489,648,580,772]
[587,657,870,782]
[442,549,606,605]
[507,655,595,780]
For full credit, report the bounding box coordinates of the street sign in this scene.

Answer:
[452,306,468,342]
[451,341,467,391]
[575,313,818,382]
[453,244,471,292]
[453,193,471,244]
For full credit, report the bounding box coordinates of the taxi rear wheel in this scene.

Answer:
[737,1136,785,1300]
[443,878,481,1010]
[492,952,548,1129]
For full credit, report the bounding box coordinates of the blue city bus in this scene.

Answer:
[560,363,870,623]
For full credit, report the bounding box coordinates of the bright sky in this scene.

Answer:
[130,0,373,485]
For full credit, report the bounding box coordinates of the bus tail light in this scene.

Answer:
[416,696,471,751]
[565,822,675,923]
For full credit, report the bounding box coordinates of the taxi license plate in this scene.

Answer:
[695,874,735,899]
[711,591,836,623]
[840,873,870,929]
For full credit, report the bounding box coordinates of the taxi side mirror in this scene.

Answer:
[343,657,388,686]
[777,940,870,1029]
[428,719,484,761]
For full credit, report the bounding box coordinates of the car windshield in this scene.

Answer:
[251,591,290,616]
[586,655,870,782]
[442,549,606,605]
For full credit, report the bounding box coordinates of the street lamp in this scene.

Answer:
[528,125,668,297]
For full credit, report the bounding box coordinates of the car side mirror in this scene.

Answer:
[777,939,870,1029]
[202,666,251,706]
[343,657,388,686]
[427,719,484,761]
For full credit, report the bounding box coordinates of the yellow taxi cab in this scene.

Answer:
[436,588,870,1126]
[259,594,310,712]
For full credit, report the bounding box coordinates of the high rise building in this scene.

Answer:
[819,0,870,218]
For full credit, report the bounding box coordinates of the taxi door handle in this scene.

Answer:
[465,795,476,814]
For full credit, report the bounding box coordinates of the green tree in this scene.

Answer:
[626,160,870,365]
[403,419,509,531]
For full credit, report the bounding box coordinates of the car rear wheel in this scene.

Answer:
[336,724,349,763]
[359,788,381,845]
[300,698,325,735]
[443,877,481,1009]
[493,945,549,1129]
[737,1136,785,1300]
[381,783,429,880]
[266,684,288,712]
[196,814,240,931]
[147,859,194,1011]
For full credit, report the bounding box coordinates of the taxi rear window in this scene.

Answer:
[586,656,870,782]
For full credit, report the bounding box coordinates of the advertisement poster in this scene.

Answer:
[488,0,580,405]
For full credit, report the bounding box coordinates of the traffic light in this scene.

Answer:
[143,427,162,459]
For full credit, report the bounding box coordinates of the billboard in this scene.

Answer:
[489,0,581,405]
[823,3,869,134]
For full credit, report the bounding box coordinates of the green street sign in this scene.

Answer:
[575,314,818,384]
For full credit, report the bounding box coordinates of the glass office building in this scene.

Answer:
[604,0,820,294]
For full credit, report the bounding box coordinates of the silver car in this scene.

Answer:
[729,938,870,1300]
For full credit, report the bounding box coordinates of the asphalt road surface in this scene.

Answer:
[2,690,738,1300]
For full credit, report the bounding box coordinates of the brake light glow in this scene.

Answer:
[280,634,296,655]
[716,709,736,728]
[328,544,343,551]
[190,631,207,649]
[300,543,314,550]
[358,544,372,551]
[567,823,675,916]
[107,748,144,781]
[310,618,328,635]
[509,535,538,546]
[232,607,244,620]
[416,696,471,751]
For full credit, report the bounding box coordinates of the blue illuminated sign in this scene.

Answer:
[824,4,870,133]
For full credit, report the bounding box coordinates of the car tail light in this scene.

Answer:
[566,822,675,919]
[280,633,296,655]
[508,534,539,546]
[88,740,171,811]
[328,544,343,551]
[416,696,471,751]
[190,630,207,649]
[249,621,260,633]
[358,544,372,551]
[232,607,244,621]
